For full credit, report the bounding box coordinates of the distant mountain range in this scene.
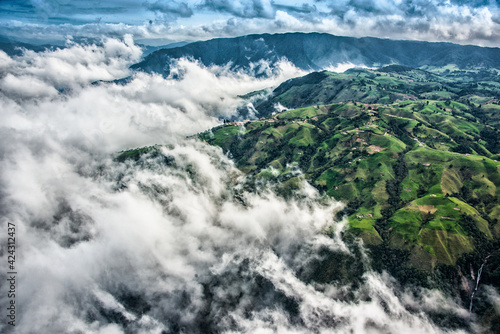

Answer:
[0,35,188,59]
[131,32,500,76]
[138,41,190,57]
[0,35,59,56]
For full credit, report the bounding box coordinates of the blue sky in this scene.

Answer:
[1,0,500,46]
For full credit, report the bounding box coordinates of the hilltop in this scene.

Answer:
[250,67,500,125]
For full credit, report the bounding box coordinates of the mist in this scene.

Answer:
[0,37,473,333]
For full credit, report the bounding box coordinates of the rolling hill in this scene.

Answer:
[194,68,500,279]
[250,67,500,126]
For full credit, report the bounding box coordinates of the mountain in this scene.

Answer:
[131,32,500,77]
[138,41,190,57]
[0,35,59,56]
[118,64,500,330]
[119,66,500,277]
[196,68,500,280]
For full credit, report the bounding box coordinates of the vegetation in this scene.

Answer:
[201,67,500,273]
[119,65,500,326]
[252,67,500,131]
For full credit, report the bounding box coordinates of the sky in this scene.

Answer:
[1,0,500,47]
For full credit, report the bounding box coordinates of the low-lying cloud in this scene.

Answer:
[0,37,475,333]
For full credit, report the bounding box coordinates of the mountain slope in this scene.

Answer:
[131,32,500,77]
[0,35,58,56]
[199,69,500,273]
[118,66,500,328]
[202,100,500,269]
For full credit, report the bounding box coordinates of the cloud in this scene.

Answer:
[485,285,500,314]
[1,0,500,47]
[325,62,370,73]
[198,0,500,46]
[320,0,500,43]
[0,35,142,92]
[199,0,276,19]
[143,0,194,19]
[0,36,474,333]
[0,0,147,26]
[0,36,307,332]
[0,73,59,98]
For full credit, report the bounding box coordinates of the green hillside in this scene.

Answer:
[253,68,500,130]
[202,78,500,271]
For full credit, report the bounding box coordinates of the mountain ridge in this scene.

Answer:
[238,66,500,122]
[131,32,500,77]
[195,68,500,274]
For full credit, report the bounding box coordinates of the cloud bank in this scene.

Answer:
[0,37,476,333]
[1,0,500,47]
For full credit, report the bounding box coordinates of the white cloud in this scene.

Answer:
[1,0,500,46]
[325,62,369,73]
[0,73,59,98]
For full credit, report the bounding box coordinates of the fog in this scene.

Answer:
[0,37,472,333]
